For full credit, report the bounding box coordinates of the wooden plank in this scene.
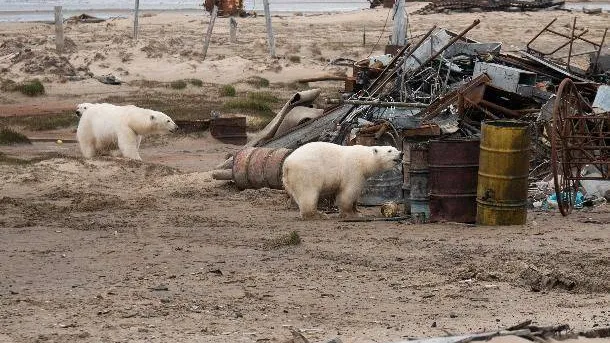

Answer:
[203,5,218,60]
[54,6,64,53]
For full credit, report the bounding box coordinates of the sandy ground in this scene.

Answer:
[1,4,610,343]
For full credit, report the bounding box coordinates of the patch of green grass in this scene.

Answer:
[265,231,302,249]
[101,92,222,121]
[0,113,78,131]
[223,99,273,116]
[0,127,31,145]
[245,76,270,89]
[288,55,301,63]
[128,80,165,88]
[220,84,236,97]
[188,79,203,87]
[247,91,280,103]
[169,80,187,90]
[16,79,45,97]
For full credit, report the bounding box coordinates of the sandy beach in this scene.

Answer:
[1,4,610,343]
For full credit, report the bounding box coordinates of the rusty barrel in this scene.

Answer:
[428,139,480,223]
[476,120,530,225]
[409,142,429,220]
[402,140,412,214]
[210,116,247,145]
[232,147,293,190]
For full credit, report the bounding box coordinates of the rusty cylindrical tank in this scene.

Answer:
[428,139,480,223]
[232,147,293,190]
[476,120,530,225]
[409,142,430,221]
[401,140,412,214]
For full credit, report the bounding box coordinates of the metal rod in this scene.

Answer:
[366,25,437,97]
[202,4,218,60]
[547,29,589,55]
[567,17,577,72]
[133,0,140,40]
[547,28,600,47]
[526,18,557,52]
[263,0,276,57]
[593,28,608,74]
[327,98,429,108]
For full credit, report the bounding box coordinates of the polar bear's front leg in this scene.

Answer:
[337,185,363,218]
[78,139,96,159]
[117,130,142,160]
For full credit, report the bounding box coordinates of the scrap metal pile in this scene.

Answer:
[414,0,565,14]
[215,17,609,221]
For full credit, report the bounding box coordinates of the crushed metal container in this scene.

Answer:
[210,116,247,145]
[429,139,480,223]
[232,147,293,190]
[476,120,530,225]
[473,61,537,94]
[359,167,404,206]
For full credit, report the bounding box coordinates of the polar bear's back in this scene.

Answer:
[77,103,128,145]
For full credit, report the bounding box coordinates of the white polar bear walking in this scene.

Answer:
[76,103,178,160]
[282,142,402,219]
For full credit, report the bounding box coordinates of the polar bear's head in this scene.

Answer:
[372,146,403,170]
[75,103,93,117]
[148,110,179,134]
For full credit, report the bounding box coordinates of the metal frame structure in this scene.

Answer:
[550,78,610,215]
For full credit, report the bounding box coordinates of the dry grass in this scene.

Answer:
[0,127,31,145]
[0,113,77,131]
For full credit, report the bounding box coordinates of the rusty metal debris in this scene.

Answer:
[415,0,564,14]
[213,18,609,221]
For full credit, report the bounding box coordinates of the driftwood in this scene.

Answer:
[297,75,348,83]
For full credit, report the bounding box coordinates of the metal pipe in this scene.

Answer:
[327,99,428,108]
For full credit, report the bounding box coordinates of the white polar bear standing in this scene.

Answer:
[282,142,402,219]
[76,103,178,160]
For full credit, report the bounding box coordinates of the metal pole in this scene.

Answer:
[262,0,276,57]
[54,6,64,53]
[391,0,406,45]
[134,0,140,40]
[229,17,237,44]
[203,5,218,60]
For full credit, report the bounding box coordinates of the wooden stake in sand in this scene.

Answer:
[54,6,64,53]
[134,0,140,40]
[262,0,276,57]
[391,0,407,46]
[203,4,218,60]
[229,17,237,44]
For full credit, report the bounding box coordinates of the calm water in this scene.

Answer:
[0,0,369,22]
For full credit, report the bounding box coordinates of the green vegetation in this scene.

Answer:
[0,127,31,145]
[247,91,280,103]
[222,98,273,116]
[245,76,270,89]
[266,231,302,249]
[16,79,45,96]
[0,113,78,131]
[169,79,187,90]
[219,84,237,97]
[188,79,203,87]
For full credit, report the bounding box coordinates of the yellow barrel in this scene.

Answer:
[476,120,530,225]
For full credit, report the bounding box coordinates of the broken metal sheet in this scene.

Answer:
[518,50,590,82]
[402,30,453,72]
[592,85,610,111]
[473,61,537,93]
[430,106,460,134]
[377,107,422,129]
[273,106,325,138]
[445,41,502,58]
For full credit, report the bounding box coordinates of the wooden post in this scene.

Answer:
[391,0,407,46]
[134,0,140,40]
[262,0,276,57]
[229,17,237,44]
[54,6,64,53]
[203,5,218,60]
[363,25,366,47]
